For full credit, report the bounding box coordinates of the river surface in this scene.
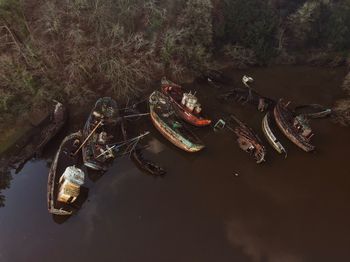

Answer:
[0,66,349,262]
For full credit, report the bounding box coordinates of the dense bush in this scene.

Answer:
[1,0,350,120]
[221,0,279,63]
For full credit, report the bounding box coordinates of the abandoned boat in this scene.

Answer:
[131,149,166,176]
[82,97,120,171]
[47,131,85,216]
[231,115,266,164]
[262,112,287,156]
[10,100,67,171]
[202,69,231,87]
[274,100,315,152]
[219,88,275,112]
[161,78,211,127]
[149,91,205,153]
[294,104,332,119]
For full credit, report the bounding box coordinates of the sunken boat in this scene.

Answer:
[47,131,85,216]
[120,118,165,176]
[219,87,275,112]
[262,111,287,156]
[274,100,315,152]
[294,104,332,119]
[161,78,211,127]
[231,115,266,163]
[82,97,120,171]
[131,148,166,176]
[9,100,67,171]
[149,91,205,153]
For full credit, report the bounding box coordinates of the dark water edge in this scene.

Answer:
[0,65,349,262]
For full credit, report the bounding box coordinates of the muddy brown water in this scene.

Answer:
[0,66,349,262]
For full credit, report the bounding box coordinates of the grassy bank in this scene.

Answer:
[1,0,350,127]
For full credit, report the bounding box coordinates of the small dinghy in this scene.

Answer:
[149,91,205,153]
[82,97,120,171]
[161,78,211,127]
[47,131,85,216]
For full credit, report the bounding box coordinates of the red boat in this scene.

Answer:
[161,78,211,127]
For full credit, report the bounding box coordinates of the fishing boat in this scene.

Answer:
[161,78,211,127]
[274,100,315,152]
[149,91,205,153]
[47,131,85,216]
[262,112,287,156]
[294,104,332,119]
[231,115,266,164]
[82,97,120,171]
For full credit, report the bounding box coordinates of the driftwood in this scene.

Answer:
[230,115,266,164]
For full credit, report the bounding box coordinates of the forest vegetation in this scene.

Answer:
[1,0,350,125]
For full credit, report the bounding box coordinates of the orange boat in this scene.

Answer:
[161,78,211,127]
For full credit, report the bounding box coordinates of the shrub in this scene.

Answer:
[222,0,278,63]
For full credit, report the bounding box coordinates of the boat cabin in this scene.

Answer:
[181,92,202,114]
[58,166,85,204]
[293,115,313,139]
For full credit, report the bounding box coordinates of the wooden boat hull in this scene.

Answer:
[274,102,315,152]
[82,97,119,171]
[47,131,83,216]
[262,112,287,156]
[9,100,67,171]
[220,88,276,112]
[161,80,211,127]
[149,91,205,153]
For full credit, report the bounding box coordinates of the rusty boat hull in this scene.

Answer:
[274,101,315,152]
[161,79,211,127]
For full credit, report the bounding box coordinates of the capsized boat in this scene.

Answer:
[47,131,85,216]
[294,104,332,119]
[262,111,287,156]
[161,77,211,127]
[82,97,120,171]
[149,91,205,153]
[274,100,315,152]
[231,115,266,164]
